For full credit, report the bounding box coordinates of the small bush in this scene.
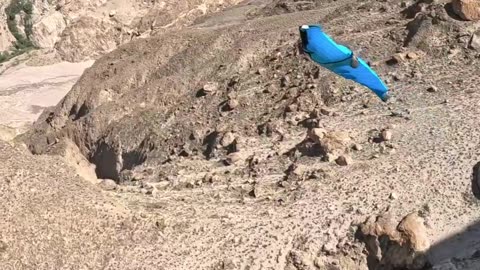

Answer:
[2,0,37,62]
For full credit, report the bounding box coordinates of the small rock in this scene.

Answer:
[203,82,219,93]
[203,173,215,183]
[248,187,257,198]
[380,144,387,154]
[469,31,480,50]
[307,128,326,141]
[320,107,336,116]
[389,192,398,200]
[388,53,406,65]
[225,152,246,165]
[140,188,152,195]
[406,51,419,60]
[152,181,170,190]
[257,68,267,75]
[448,48,461,58]
[281,75,290,87]
[323,153,337,162]
[226,99,239,110]
[336,155,352,166]
[393,73,406,81]
[352,144,363,151]
[292,164,308,177]
[98,179,117,191]
[381,129,393,141]
[452,0,480,21]
[285,104,298,112]
[215,124,228,133]
[427,86,438,93]
[278,181,290,188]
[263,84,277,93]
[220,132,236,147]
[322,240,338,255]
[109,10,116,17]
[400,1,410,8]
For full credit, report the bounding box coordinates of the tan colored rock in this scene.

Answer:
[469,31,480,50]
[202,82,219,94]
[226,99,239,110]
[306,128,326,141]
[55,16,118,62]
[98,179,117,191]
[319,131,352,156]
[390,53,406,64]
[336,155,352,166]
[31,11,67,49]
[381,129,393,141]
[406,51,420,60]
[225,151,247,165]
[359,212,430,270]
[397,212,430,252]
[452,0,480,21]
[220,132,236,147]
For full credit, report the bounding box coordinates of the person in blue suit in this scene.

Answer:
[298,24,390,102]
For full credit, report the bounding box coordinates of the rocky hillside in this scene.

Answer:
[0,0,242,63]
[6,0,480,269]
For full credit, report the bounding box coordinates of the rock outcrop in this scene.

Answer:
[0,1,15,52]
[452,0,480,21]
[31,11,66,49]
[55,16,120,62]
[358,212,430,270]
[1,0,244,62]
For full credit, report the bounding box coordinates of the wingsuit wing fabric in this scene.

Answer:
[299,24,389,101]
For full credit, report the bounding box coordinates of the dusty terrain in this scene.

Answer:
[2,0,480,269]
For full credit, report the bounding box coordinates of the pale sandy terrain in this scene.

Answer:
[0,61,93,129]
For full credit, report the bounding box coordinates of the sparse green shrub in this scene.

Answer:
[1,0,37,62]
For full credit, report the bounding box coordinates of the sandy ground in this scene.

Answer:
[0,61,94,129]
[3,1,480,269]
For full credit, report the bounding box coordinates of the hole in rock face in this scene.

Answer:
[203,131,219,159]
[91,142,120,181]
[69,103,89,121]
[90,137,152,182]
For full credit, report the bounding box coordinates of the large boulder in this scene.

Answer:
[55,16,120,62]
[31,11,67,49]
[358,212,430,270]
[452,0,480,21]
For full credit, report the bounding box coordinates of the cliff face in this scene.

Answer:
[0,0,15,52]
[1,0,243,62]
